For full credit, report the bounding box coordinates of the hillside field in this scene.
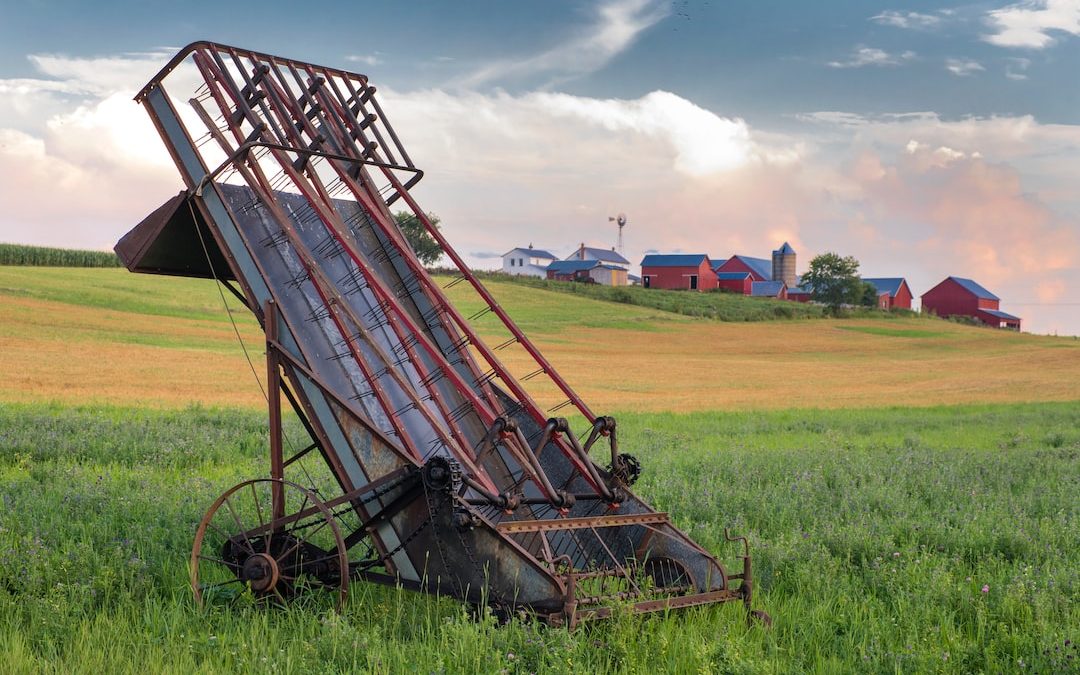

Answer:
[0,265,1078,673]
[0,267,1077,411]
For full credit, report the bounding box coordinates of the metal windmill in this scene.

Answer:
[608,213,627,254]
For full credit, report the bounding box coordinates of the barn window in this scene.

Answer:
[643,275,651,288]
[689,275,698,290]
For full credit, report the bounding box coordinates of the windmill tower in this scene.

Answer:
[608,213,627,254]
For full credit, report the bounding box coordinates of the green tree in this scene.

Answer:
[393,211,443,266]
[859,280,881,308]
[801,252,864,312]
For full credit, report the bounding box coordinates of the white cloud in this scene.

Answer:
[828,47,916,68]
[27,51,172,96]
[458,0,668,87]
[535,91,767,174]
[1005,56,1032,78]
[945,58,986,76]
[345,53,382,67]
[984,0,1080,48]
[870,10,942,29]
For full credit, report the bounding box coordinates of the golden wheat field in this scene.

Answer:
[1,267,1077,412]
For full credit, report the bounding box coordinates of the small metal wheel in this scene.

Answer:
[191,478,348,611]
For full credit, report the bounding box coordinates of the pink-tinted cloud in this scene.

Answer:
[1,51,1077,335]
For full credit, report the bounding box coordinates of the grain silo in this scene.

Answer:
[772,242,797,288]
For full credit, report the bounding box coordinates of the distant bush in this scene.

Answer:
[0,243,121,267]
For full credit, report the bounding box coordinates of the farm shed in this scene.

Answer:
[921,277,1021,330]
[787,285,813,302]
[546,259,627,286]
[716,271,753,294]
[640,254,716,291]
[863,278,913,310]
[751,280,787,299]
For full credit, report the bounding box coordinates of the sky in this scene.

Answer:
[1,0,1079,335]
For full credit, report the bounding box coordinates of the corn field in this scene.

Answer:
[0,243,121,267]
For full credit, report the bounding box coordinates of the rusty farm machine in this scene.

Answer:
[115,42,767,627]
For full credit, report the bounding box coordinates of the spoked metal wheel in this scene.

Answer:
[191,479,349,611]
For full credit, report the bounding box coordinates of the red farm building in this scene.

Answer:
[713,255,773,282]
[787,284,813,303]
[640,254,717,291]
[921,277,1021,330]
[863,278,913,310]
[716,271,753,294]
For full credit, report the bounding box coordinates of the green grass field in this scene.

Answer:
[0,402,1076,673]
[1,265,1079,672]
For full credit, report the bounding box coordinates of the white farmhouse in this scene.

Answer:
[501,245,559,278]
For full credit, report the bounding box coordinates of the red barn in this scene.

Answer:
[921,277,1021,330]
[713,255,772,282]
[640,254,717,291]
[716,271,753,294]
[787,285,813,303]
[863,278,913,310]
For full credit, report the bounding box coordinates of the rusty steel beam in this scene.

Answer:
[496,512,670,534]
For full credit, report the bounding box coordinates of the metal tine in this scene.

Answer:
[341,279,368,298]
[390,333,421,356]
[467,306,492,321]
[333,330,363,349]
[286,269,311,289]
[291,201,318,224]
[392,276,423,300]
[419,368,445,388]
[443,275,468,289]
[447,402,474,424]
[349,388,376,402]
[261,230,291,249]
[494,337,518,351]
[369,246,401,266]
[218,167,239,184]
[420,306,443,325]
[268,171,292,192]
[392,401,417,417]
[325,177,350,197]
[366,316,392,331]
[337,269,368,294]
[363,297,394,323]
[521,367,546,382]
[548,399,574,413]
[474,369,498,388]
[327,349,355,362]
[313,236,344,258]
[238,198,262,215]
[343,209,367,227]
[446,335,471,354]
[306,304,332,323]
[228,52,287,145]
